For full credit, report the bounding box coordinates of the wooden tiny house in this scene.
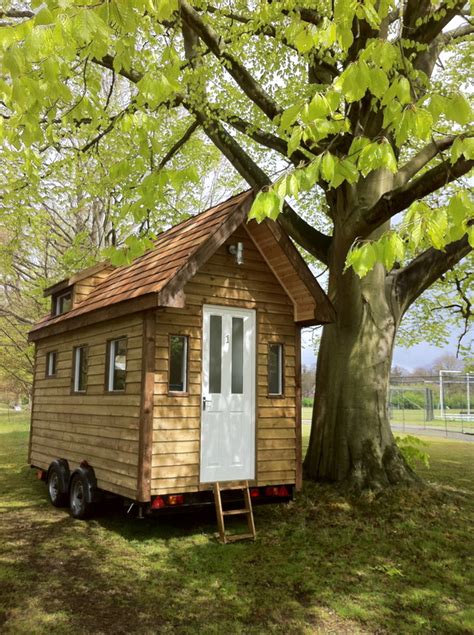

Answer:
[28,191,334,518]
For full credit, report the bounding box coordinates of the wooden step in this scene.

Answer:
[213,481,256,544]
[224,533,255,543]
[223,508,250,516]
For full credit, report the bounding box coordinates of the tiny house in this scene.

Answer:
[28,190,334,522]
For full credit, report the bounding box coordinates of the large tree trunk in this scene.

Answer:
[304,228,419,491]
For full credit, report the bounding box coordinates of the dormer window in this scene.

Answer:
[53,290,72,316]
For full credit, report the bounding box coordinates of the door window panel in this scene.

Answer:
[209,315,222,393]
[231,317,244,394]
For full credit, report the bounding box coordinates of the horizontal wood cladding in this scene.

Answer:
[151,225,297,495]
[30,314,144,498]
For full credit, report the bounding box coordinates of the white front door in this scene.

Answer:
[200,305,256,483]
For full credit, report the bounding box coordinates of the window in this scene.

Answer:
[106,338,127,392]
[54,290,72,316]
[209,315,222,393]
[169,335,188,393]
[268,343,284,396]
[72,346,88,393]
[46,351,57,377]
[231,317,243,394]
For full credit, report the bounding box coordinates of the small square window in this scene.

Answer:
[54,291,72,316]
[73,346,88,393]
[268,343,284,396]
[169,335,188,393]
[107,338,127,392]
[46,351,57,377]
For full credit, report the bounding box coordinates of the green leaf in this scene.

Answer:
[445,93,472,125]
[451,136,474,163]
[279,103,302,131]
[249,190,283,222]
[287,127,303,157]
[468,226,474,249]
[307,94,331,120]
[302,156,322,187]
[426,208,448,250]
[336,61,370,103]
[35,7,54,26]
[368,67,389,99]
[346,242,377,277]
[321,152,335,182]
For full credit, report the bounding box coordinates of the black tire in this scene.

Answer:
[69,472,95,520]
[47,465,68,507]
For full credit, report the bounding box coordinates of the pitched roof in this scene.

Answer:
[29,190,334,341]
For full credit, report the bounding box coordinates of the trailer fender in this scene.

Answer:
[47,459,70,495]
[70,464,100,504]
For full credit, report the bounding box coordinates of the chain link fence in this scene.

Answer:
[389,374,474,435]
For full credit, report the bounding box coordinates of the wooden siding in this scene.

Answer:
[30,314,144,499]
[151,225,297,495]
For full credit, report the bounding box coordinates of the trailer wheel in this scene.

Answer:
[47,463,68,507]
[69,471,95,520]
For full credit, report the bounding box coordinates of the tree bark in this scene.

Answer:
[304,217,419,491]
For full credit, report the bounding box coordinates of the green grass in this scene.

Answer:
[1,415,473,634]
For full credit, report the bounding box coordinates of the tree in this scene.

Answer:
[0,1,473,490]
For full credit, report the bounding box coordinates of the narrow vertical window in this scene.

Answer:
[46,351,57,377]
[209,315,222,393]
[231,317,244,394]
[169,335,188,393]
[107,338,127,392]
[73,346,88,393]
[268,343,284,396]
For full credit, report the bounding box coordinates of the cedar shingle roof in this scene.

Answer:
[29,189,335,341]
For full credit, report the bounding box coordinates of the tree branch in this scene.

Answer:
[394,135,457,187]
[91,55,143,84]
[179,0,282,121]
[358,156,474,236]
[394,235,472,314]
[0,9,34,19]
[156,119,199,170]
[184,101,331,264]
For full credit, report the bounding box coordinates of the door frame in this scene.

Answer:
[200,304,256,483]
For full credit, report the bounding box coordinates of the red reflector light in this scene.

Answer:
[151,496,166,509]
[265,486,290,497]
[265,486,280,496]
[167,494,184,506]
[250,488,260,498]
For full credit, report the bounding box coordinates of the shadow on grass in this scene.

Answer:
[1,428,473,634]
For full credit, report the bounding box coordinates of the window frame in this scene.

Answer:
[105,337,128,393]
[71,345,88,394]
[267,342,285,398]
[168,334,189,396]
[45,350,58,378]
[52,289,73,316]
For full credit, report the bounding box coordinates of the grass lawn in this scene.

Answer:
[1,415,473,634]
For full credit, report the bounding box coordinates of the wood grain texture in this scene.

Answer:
[29,314,143,498]
[295,325,303,491]
[151,225,298,494]
[136,309,156,502]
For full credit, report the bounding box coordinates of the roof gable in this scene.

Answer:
[29,190,334,341]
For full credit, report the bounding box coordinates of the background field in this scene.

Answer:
[1,414,473,634]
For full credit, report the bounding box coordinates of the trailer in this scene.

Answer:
[28,190,334,536]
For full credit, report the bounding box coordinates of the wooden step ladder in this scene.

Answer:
[213,481,256,544]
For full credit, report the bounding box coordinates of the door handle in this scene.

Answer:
[203,396,211,411]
